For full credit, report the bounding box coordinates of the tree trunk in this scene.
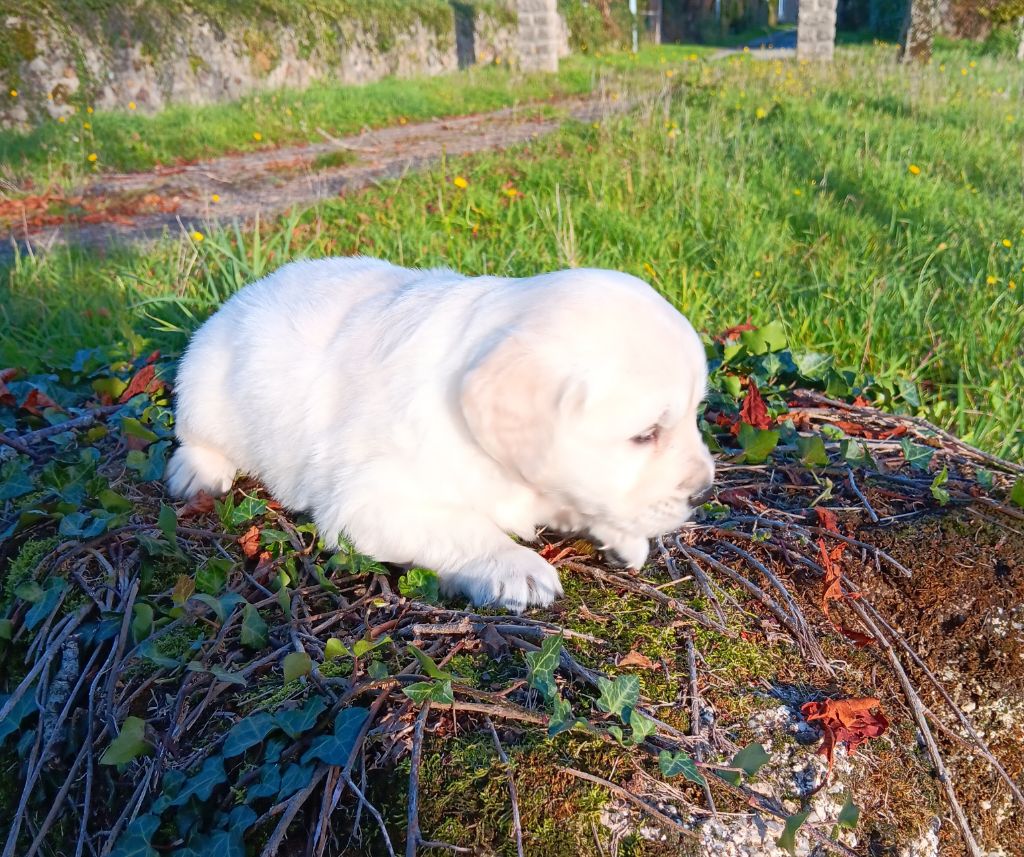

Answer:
[899,0,940,63]
[1017,17,1024,61]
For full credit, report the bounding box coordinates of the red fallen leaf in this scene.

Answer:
[540,544,578,565]
[714,318,756,342]
[839,626,876,648]
[852,395,870,407]
[0,368,18,407]
[20,388,62,416]
[144,350,161,365]
[801,697,889,769]
[238,525,262,559]
[619,650,659,670]
[180,490,216,519]
[818,538,849,625]
[815,507,841,534]
[739,380,772,430]
[832,420,907,441]
[119,364,163,403]
[718,488,753,506]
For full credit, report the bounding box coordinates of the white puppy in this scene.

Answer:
[167,257,714,612]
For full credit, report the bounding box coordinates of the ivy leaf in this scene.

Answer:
[245,765,281,801]
[109,813,160,857]
[0,619,12,641]
[796,435,828,467]
[1010,478,1024,508]
[168,755,227,806]
[158,504,177,546]
[273,695,327,739]
[658,750,706,786]
[240,603,268,650]
[300,707,370,766]
[628,709,656,745]
[596,675,639,723]
[547,694,583,737]
[97,488,133,513]
[525,634,562,702]
[930,466,950,506]
[283,651,312,683]
[126,439,170,481]
[607,724,625,744]
[776,809,811,855]
[137,640,182,670]
[367,660,389,680]
[738,424,780,464]
[100,716,151,765]
[223,712,276,757]
[740,320,787,355]
[837,794,860,830]
[791,351,832,380]
[731,742,770,777]
[195,558,231,594]
[0,458,34,500]
[276,762,316,800]
[352,636,390,658]
[398,567,440,603]
[403,679,454,705]
[59,510,111,538]
[0,692,39,746]
[25,577,66,631]
[324,638,347,660]
[407,644,453,681]
[186,661,247,686]
[900,437,934,471]
[13,580,43,603]
[131,603,154,643]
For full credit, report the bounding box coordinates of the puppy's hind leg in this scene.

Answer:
[165,443,238,498]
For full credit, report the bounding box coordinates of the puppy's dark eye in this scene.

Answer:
[631,425,660,445]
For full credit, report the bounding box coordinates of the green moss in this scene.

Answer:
[2,536,60,608]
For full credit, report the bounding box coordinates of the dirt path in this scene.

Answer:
[2,95,631,255]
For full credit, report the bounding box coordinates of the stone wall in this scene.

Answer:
[1,3,567,128]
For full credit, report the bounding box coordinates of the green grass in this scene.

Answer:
[0,45,705,191]
[2,40,1022,458]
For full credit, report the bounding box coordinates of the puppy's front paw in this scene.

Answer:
[600,534,650,570]
[440,546,564,614]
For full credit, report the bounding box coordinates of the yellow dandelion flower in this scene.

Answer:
[8,89,16,97]
[667,129,678,139]
[1002,239,1012,248]
[128,101,136,110]
[643,262,656,277]
[1009,280,1016,289]
[211,193,220,203]
[908,164,921,175]
[252,131,262,141]
[793,189,802,196]
[939,64,945,71]
[87,106,93,113]
[58,116,66,123]
[191,230,204,242]
[960,68,967,76]
[755,107,767,119]
[1008,115,1015,123]
[937,242,948,251]
[504,187,519,197]
[83,122,91,130]
[87,152,97,162]
[754,271,762,278]
[987,275,998,285]
[969,61,977,68]
[688,53,698,62]
[666,69,675,78]
[453,176,468,189]
[398,116,407,125]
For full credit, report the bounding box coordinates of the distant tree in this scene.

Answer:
[899,0,940,61]
[979,0,1024,58]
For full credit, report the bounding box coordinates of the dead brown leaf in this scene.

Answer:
[238,525,261,559]
[119,364,163,403]
[20,388,62,416]
[619,650,659,671]
[180,490,216,520]
[801,697,889,769]
[739,379,772,430]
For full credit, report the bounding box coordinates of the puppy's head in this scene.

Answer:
[460,269,714,543]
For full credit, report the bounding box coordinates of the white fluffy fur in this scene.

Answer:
[167,257,714,612]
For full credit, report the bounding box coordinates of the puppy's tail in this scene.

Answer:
[165,443,238,498]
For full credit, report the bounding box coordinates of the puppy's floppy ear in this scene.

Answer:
[460,333,584,481]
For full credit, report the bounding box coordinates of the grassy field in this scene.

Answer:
[0,47,697,192]
[2,40,1023,460]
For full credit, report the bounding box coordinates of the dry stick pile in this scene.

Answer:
[2,390,1023,857]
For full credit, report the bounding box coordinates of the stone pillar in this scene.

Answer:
[796,0,838,62]
[517,0,560,73]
